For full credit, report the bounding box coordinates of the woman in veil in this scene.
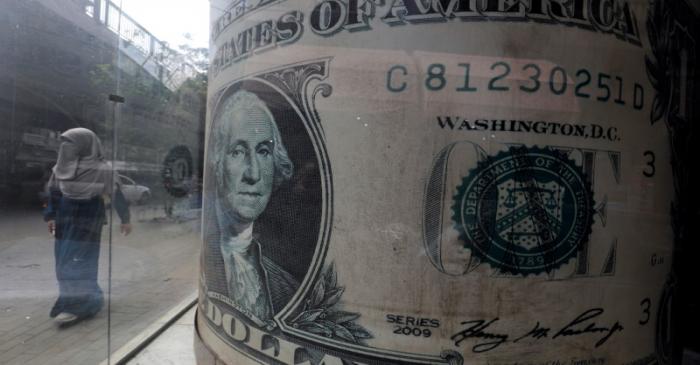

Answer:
[43,128,132,326]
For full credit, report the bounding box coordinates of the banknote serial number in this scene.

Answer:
[386,314,440,338]
[386,62,645,111]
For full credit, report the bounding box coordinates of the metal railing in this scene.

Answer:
[77,0,200,90]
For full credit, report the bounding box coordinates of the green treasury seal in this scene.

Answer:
[452,146,595,276]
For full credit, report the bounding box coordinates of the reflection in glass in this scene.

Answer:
[44,128,131,326]
[0,0,206,363]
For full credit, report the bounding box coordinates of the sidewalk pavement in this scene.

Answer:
[0,204,200,365]
[126,305,198,365]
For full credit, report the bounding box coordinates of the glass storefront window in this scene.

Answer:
[0,1,208,363]
[1,0,699,364]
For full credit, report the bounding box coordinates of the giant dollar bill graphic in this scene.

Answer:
[196,0,698,364]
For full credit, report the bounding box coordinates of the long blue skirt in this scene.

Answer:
[50,196,105,318]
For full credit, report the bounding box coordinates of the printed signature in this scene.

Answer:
[451,308,624,353]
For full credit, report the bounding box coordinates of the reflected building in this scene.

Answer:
[0,0,205,204]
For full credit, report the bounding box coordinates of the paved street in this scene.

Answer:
[0,203,201,365]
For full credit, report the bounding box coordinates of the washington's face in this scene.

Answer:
[219,107,275,223]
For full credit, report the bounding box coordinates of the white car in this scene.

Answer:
[119,175,151,205]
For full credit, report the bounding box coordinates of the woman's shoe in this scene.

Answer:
[54,312,78,324]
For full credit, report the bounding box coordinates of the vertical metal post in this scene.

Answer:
[106,2,124,363]
[93,0,101,23]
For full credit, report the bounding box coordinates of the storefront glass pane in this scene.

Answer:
[0,1,115,363]
[107,0,206,358]
[0,1,207,363]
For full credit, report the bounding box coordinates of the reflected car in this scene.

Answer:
[119,175,151,204]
